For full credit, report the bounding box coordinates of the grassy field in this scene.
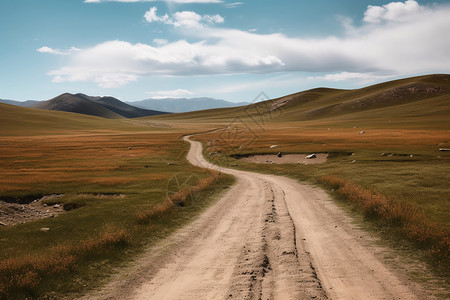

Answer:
[0,105,234,299]
[1,74,449,297]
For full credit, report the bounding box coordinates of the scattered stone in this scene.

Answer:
[277,152,282,158]
[128,147,132,150]
[40,227,50,232]
[270,145,279,148]
[305,153,316,159]
[410,154,413,158]
[359,131,365,134]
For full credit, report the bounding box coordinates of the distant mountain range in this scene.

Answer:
[0,99,40,107]
[0,95,248,117]
[127,98,249,113]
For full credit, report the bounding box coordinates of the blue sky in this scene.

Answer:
[1,0,449,102]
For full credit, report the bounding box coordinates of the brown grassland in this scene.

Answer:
[0,127,233,299]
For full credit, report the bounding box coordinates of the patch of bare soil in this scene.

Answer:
[239,153,328,164]
[0,194,64,226]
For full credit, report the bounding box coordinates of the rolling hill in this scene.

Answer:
[0,102,150,136]
[152,74,450,128]
[33,93,167,119]
[128,97,250,113]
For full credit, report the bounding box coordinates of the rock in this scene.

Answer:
[277,152,282,158]
[128,147,132,150]
[439,148,450,151]
[270,145,279,148]
[359,131,365,134]
[232,164,238,167]
[0,222,6,226]
[40,227,50,232]
[349,160,356,163]
[53,204,61,208]
[305,153,316,159]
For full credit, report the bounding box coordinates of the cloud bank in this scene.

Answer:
[146,88,194,99]
[42,1,450,88]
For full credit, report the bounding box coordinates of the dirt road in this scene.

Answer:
[89,135,421,299]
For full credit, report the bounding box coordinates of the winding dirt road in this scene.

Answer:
[88,135,421,300]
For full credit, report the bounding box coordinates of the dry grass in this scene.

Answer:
[319,175,449,265]
[0,133,175,195]
[136,170,222,224]
[0,225,129,299]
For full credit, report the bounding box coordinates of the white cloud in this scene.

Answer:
[364,0,422,23]
[224,2,243,8]
[153,38,168,45]
[47,1,450,88]
[144,7,223,28]
[85,0,222,3]
[146,88,194,99]
[307,72,394,83]
[37,46,80,55]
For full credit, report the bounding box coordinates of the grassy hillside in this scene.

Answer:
[153,74,450,129]
[0,103,172,136]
